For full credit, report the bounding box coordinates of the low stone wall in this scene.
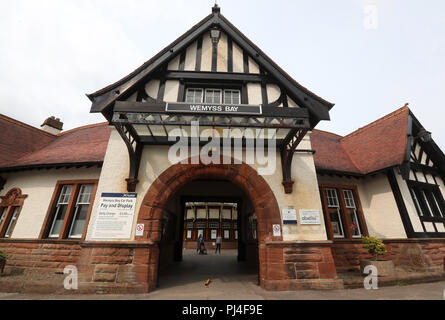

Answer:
[260,241,343,291]
[331,239,445,273]
[0,240,157,294]
[0,240,82,274]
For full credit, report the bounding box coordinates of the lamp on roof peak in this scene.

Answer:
[212,3,220,14]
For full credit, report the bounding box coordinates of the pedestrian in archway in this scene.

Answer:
[215,234,222,254]
[197,234,203,254]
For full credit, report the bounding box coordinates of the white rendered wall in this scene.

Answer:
[86,128,328,242]
[317,171,407,239]
[0,167,101,239]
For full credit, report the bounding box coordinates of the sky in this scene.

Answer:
[0,0,444,149]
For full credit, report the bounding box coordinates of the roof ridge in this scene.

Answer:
[0,114,57,138]
[311,129,343,138]
[341,105,409,140]
[57,122,109,136]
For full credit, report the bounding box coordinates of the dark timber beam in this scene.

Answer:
[114,123,142,192]
[280,128,309,194]
[159,71,270,83]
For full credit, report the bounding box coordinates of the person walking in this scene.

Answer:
[197,234,203,254]
[215,234,222,254]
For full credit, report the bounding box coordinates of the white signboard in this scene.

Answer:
[282,208,297,224]
[91,193,137,239]
[272,224,281,237]
[299,209,321,225]
[135,223,144,236]
[211,229,217,239]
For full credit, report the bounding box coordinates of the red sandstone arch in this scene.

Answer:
[137,160,282,288]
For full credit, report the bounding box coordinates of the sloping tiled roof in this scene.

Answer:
[0,114,57,167]
[312,106,410,175]
[0,118,110,170]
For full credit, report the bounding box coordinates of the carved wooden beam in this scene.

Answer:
[114,123,142,192]
[280,128,309,194]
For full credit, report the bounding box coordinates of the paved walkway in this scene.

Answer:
[1,249,445,300]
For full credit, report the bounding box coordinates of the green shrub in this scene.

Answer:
[0,249,7,261]
[362,236,387,261]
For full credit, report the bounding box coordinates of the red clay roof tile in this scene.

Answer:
[312,106,409,175]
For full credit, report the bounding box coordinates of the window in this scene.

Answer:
[205,89,222,104]
[224,90,240,105]
[185,88,203,103]
[68,184,94,238]
[408,181,445,232]
[4,207,19,238]
[320,185,367,240]
[42,180,97,240]
[185,88,241,105]
[0,188,27,239]
[209,221,219,229]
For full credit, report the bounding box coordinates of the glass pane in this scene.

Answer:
[205,89,221,104]
[326,189,339,207]
[68,204,89,238]
[348,210,362,238]
[432,192,444,217]
[0,207,7,225]
[4,207,19,238]
[48,204,68,238]
[77,184,93,204]
[411,188,423,216]
[330,210,344,238]
[185,89,203,103]
[343,190,356,208]
[224,90,240,105]
[58,185,73,204]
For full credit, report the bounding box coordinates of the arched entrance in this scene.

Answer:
[136,159,282,290]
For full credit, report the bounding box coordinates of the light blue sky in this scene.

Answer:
[1,0,444,149]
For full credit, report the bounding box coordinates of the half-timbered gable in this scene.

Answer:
[397,111,445,237]
[87,5,334,195]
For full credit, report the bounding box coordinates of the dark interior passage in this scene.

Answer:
[156,179,259,288]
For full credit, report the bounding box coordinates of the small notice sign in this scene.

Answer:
[299,209,321,225]
[272,224,281,237]
[282,208,297,224]
[135,224,144,236]
[91,193,137,239]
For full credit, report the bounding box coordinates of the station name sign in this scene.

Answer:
[166,102,262,115]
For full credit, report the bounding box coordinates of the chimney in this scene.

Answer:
[41,116,63,134]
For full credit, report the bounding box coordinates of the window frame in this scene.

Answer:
[407,180,445,229]
[40,180,98,241]
[319,184,368,240]
[184,87,241,105]
[0,188,27,239]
